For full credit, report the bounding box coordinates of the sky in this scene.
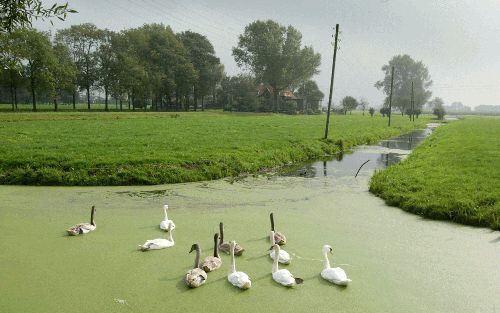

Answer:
[35,0,500,108]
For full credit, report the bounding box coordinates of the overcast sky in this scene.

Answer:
[36,0,500,108]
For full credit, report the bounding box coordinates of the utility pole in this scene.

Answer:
[388,66,394,127]
[410,81,414,121]
[324,24,339,139]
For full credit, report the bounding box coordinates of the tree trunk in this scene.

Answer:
[86,85,91,110]
[14,85,18,110]
[10,81,15,111]
[30,76,37,112]
[115,98,118,110]
[273,89,279,113]
[119,98,123,111]
[72,90,76,110]
[104,86,109,112]
[54,97,58,112]
[201,95,204,111]
[127,93,131,110]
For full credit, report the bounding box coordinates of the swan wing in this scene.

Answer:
[159,220,175,230]
[228,272,251,289]
[321,267,351,284]
[67,223,95,235]
[273,269,296,286]
[140,239,173,250]
[186,268,207,288]
[269,250,291,264]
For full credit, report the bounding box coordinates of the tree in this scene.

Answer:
[1,1,76,33]
[219,74,258,112]
[369,107,375,117]
[375,55,432,114]
[359,98,368,116]
[96,29,117,111]
[430,97,445,120]
[233,20,321,113]
[296,80,324,114]
[16,28,56,111]
[380,107,390,117]
[341,96,358,115]
[0,30,24,110]
[177,31,220,111]
[56,23,103,110]
[51,42,77,111]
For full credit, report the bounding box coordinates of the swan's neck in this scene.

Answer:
[219,224,224,244]
[270,231,275,245]
[213,236,219,258]
[323,251,331,269]
[230,244,236,273]
[168,229,173,243]
[90,207,95,226]
[272,246,279,273]
[270,214,275,231]
[163,207,168,220]
[194,247,201,269]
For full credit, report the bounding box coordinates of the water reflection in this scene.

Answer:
[284,126,435,179]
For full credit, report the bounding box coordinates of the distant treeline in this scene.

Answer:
[0,23,225,112]
[0,22,325,114]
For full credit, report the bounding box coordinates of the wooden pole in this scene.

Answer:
[388,66,394,127]
[411,81,414,121]
[324,24,339,139]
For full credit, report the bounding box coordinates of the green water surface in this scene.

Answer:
[0,170,499,312]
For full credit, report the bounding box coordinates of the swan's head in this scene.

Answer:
[323,244,333,254]
[163,204,168,210]
[189,243,199,253]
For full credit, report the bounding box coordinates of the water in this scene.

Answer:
[0,123,498,313]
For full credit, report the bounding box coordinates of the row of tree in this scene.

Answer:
[0,23,223,111]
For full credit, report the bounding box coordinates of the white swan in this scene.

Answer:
[269,230,291,264]
[139,223,175,251]
[159,204,175,231]
[227,241,251,289]
[320,245,351,286]
[271,244,303,287]
[185,243,207,288]
[67,205,97,236]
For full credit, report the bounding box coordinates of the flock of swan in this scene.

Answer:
[67,204,351,289]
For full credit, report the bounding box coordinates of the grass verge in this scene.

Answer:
[370,117,500,230]
[0,111,430,186]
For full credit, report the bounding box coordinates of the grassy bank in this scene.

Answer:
[0,112,429,185]
[370,118,500,230]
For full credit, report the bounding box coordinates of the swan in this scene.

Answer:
[271,244,303,287]
[269,230,291,264]
[185,243,207,288]
[201,233,222,272]
[320,245,351,286]
[270,213,286,245]
[227,241,251,289]
[67,205,97,236]
[159,204,175,231]
[218,222,244,256]
[139,223,175,251]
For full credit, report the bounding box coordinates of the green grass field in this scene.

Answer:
[0,111,430,185]
[370,117,500,230]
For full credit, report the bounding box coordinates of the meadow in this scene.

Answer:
[370,117,500,230]
[0,111,430,186]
